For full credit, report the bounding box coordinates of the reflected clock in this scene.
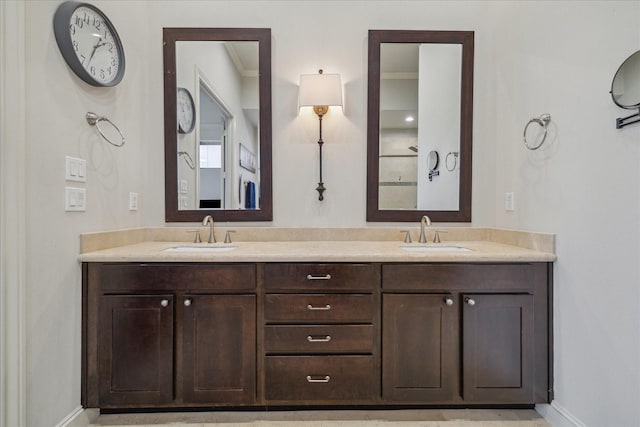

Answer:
[53,1,125,87]
[177,87,196,134]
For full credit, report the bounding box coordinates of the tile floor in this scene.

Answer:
[91,409,551,427]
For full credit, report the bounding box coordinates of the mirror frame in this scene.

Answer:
[366,30,474,222]
[163,28,272,222]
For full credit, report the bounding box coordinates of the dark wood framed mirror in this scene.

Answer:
[366,30,473,222]
[164,28,272,222]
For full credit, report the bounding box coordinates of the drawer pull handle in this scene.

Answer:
[160,299,169,307]
[306,375,331,383]
[465,297,476,306]
[307,335,331,342]
[307,304,331,311]
[306,274,332,280]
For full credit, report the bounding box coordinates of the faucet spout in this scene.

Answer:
[419,215,432,243]
[202,215,216,243]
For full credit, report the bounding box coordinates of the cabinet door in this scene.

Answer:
[98,295,174,406]
[462,294,533,403]
[382,294,458,402]
[182,294,256,404]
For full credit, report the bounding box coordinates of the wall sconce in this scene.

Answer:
[298,69,343,201]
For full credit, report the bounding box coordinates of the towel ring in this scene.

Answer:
[178,151,195,170]
[523,113,551,150]
[445,152,459,172]
[86,112,125,147]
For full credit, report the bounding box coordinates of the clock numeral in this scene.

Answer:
[90,66,96,76]
[69,23,75,36]
[72,40,79,52]
[94,19,101,31]
[107,43,113,53]
[83,12,90,24]
[74,15,84,29]
[107,67,112,75]
[80,54,86,65]
[111,58,117,67]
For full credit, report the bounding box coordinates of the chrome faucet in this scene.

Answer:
[202,215,216,243]
[418,215,432,243]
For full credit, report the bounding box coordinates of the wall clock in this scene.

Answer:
[53,1,125,87]
[177,87,196,134]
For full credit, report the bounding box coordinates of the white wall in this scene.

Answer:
[4,1,639,426]
[489,2,640,426]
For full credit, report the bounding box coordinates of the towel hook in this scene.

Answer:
[86,112,125,147]
[523,113,551,150]
[445,152,459,172]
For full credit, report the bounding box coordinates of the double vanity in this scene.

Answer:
[79,227,555,411]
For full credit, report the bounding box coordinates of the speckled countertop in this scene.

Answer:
[78,227,556,263]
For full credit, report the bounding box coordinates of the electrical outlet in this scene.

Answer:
[505,192,515,212]
[129,192,138,211]
[65,187,86,211]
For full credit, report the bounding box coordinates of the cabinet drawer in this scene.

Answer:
[265,325,374,354]
[265,294,373,323]
[265,356,373,402]
[383,263,534,291]
[98,263,256,291]
[264,263,378,291]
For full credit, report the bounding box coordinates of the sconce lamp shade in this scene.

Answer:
[298,70,343,111]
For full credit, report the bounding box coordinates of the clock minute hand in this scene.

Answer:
[87,37,104,65]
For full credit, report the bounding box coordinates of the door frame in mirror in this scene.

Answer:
[366,30,473,222]
[163,28,272,221]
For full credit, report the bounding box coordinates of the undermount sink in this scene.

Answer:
[163,245,238,252]
[400,245,471,252]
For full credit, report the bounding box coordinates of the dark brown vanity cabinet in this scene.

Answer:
[83,263,256,408]
[262,263,379,404]
[83,260,551,409]
[382,263,551,405]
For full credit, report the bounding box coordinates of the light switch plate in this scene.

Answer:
[65,187,86,211]
[129,192,138,211]
[505,192,515,212]
[179,179,188,194]
[65,156,87,182]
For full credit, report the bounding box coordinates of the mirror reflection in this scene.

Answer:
[378,42,460,211]
[367,30,473,222]
[164,28,272,222]
[176,41,260,211]
[611,50,640,109]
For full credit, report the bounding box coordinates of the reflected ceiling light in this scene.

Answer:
[298,69,343,201]
[405,116,415,122]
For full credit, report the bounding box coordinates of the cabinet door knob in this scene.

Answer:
[306,375,330,383]
[306,274,332,280]
[307,304,331,311]
[444,297,454,306]
[184,299,192,307]
[465,297,476,306]
[307,335,332,342]
[160,299,169,307]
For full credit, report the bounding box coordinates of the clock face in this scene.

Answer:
[177,88,196,134]
[69,6,121,85]
[53,2,125,87]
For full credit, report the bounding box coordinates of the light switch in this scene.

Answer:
[179,196,188,209]
[65,156,87,182]
[65,187,86,211]
[179,179,188,194]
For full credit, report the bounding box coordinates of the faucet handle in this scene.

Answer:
[433,230,448,243]
[401,230,412,243]
[188,230,202,243]
[224,230,236,244]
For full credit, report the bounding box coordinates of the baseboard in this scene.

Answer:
[536,402,587,427]
[55,406,99,427]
